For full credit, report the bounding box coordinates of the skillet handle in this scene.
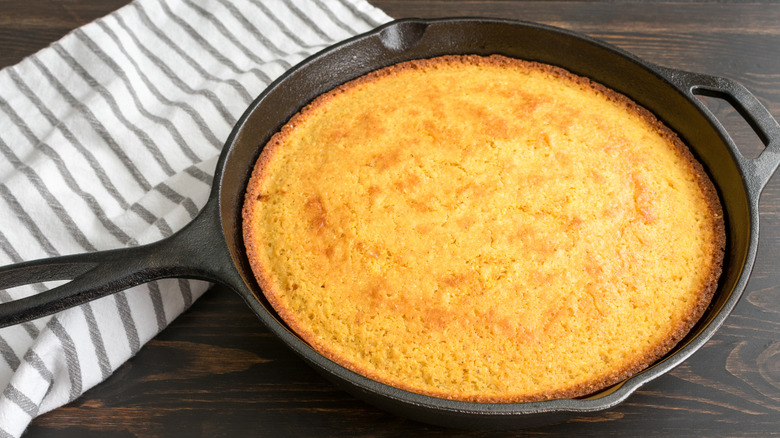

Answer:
[0,199,234,328]
[662,68,780,196]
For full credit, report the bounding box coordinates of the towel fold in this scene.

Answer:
[0,1,390,435]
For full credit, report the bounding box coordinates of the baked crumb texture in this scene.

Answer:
[242,55,725,403]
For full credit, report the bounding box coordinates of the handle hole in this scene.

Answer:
[694,92,767,159]
[1,280,67,302]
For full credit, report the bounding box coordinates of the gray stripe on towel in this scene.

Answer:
[147,281,168,332]
[96,18,236,140]
[24,350,54,384]
[130,1,253,102]
[282,0,334,42]
[51,42,176,177]
[248,0,311,48]
[6,69,131,211]
[47,318,83,401]
[313,0,363,34]
[28,56,152,192]
[3,384,38,417]
[215,0,291,59]
[0,336,20,371]
[114,291,141,355]
[155,0,271,83]
[338,0,384,27]
[73,28,214,157]
[0,135,97,252]
[0,101,136,246]
[81,304,113,379]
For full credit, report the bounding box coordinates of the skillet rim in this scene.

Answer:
[211,16,762,426]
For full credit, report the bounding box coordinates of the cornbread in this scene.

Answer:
[242,55,725,402]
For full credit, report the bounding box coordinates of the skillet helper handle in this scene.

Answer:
[663,67,780,196]
[0,200,231,328]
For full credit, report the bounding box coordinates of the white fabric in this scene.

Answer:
[0,1,390,435]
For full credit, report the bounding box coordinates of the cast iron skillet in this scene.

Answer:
[1,18,778,429]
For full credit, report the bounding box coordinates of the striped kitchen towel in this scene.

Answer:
[0,0,390,436]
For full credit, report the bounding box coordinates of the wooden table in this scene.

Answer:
[2,1,779,436]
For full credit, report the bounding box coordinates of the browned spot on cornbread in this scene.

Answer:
[371,149,401,172]
[304,195,328,234]
[632,173,656,223]
[366,186,383,210]
[393,172,421,193]
[440,272,477,288]
[242,54,725,403]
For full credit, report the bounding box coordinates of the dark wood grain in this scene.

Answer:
[1,1,778,437]
[0,0,132,67]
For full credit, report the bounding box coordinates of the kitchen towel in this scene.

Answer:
[0,0,390,436]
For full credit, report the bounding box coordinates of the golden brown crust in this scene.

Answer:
[242,54,725,403]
